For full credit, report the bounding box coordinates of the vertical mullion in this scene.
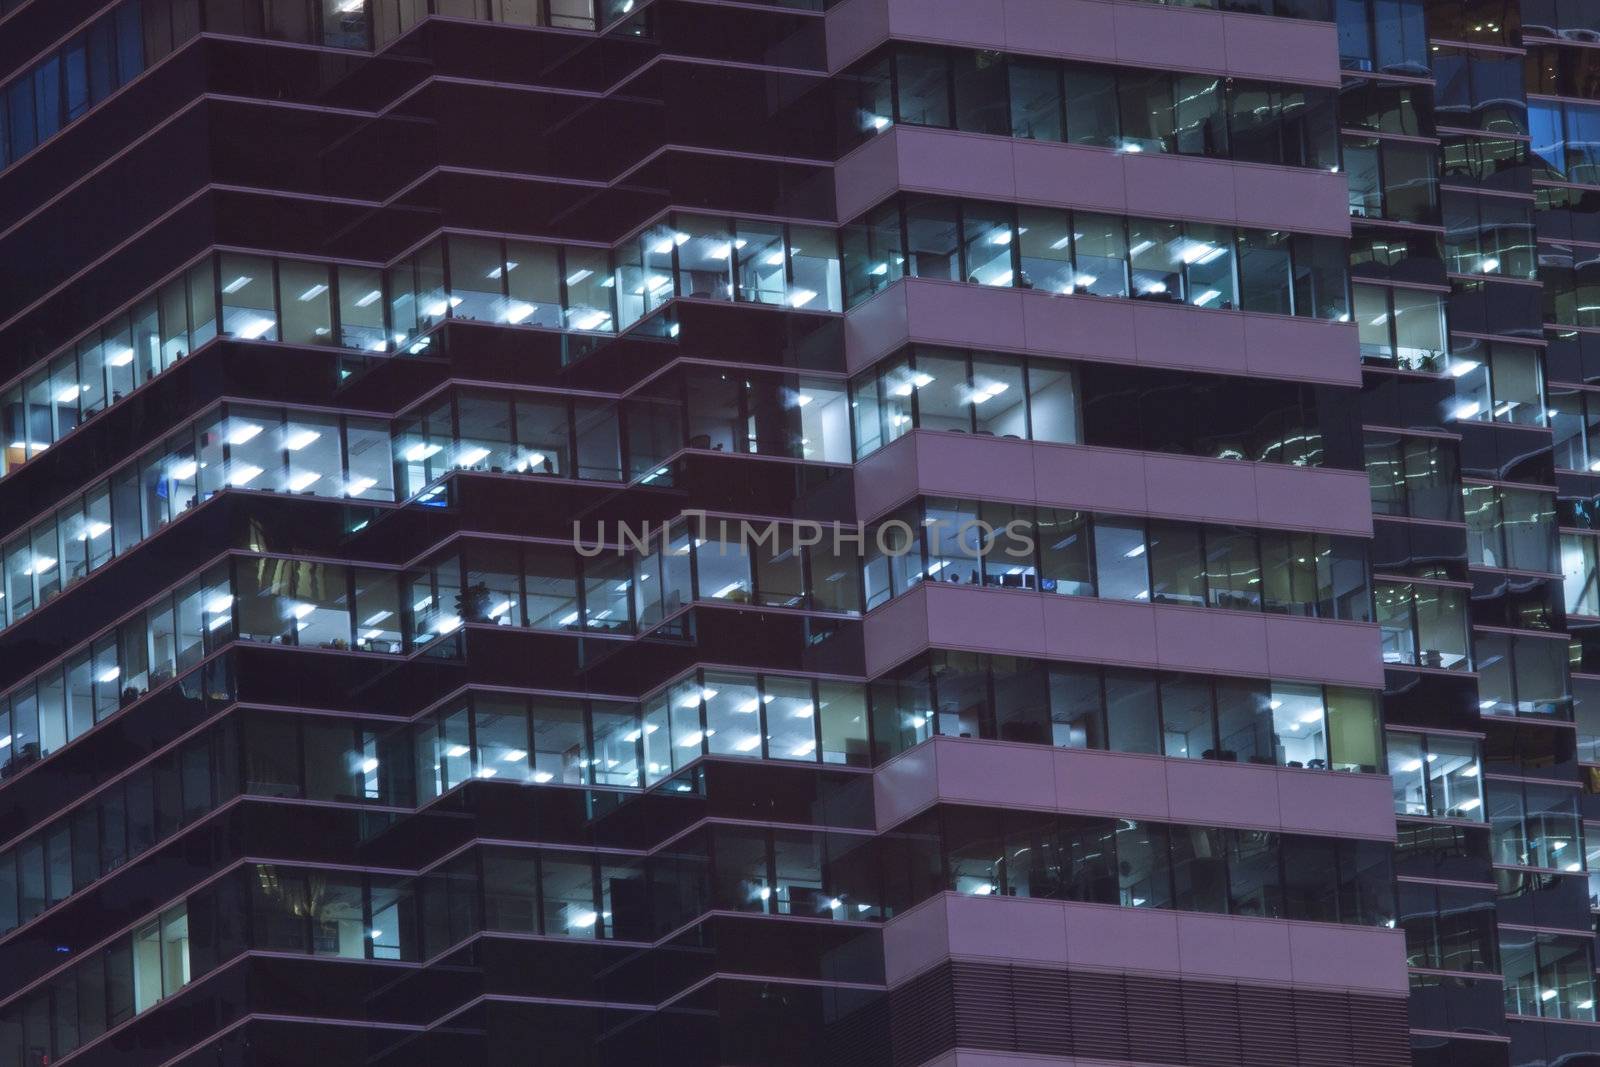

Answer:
[270,258,284,342]
[181,256,195,357]
[695,668,709,758]
[964,352,977,433]
[810,678,823,763]
[666,219,682,300]
[1094,666,1109,750]
[1208,678,1221,764]
[565,397,579,481]
[344,567,357,651]
[464,695,481,779]
[1065,208,1080,295]
[209,252,223,346]
[897,196,909,283]
[1020,358,1033,441]
[1084,511,1100,597]
[516,696,533,784]
[765,828,779,915]
[983,651,998,742]
[1162,824,1178,911]
[328,264,344,349]
[955,203,968,283]
[1120,216,1134,297]
[1153,667,1167,758]
[1008,202,1022,288]
[908,349,922,426]
[888,46,900,125]
[516,541,529,630]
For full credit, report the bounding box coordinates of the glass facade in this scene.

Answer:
[841,195,1350,318]
[0,1,146,173]
[0,0,1586,1061]
[841,45,1339,170]
[848,345,1358,469]
[856,496,1371,621]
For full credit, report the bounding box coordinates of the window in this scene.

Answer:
[1344,136,1438,223]
[1464,485,1556,572]
[840,202,904,307]
[1444,190,1536,279]
[219,254,278,342]
[613,215,838,325]
[1129,219,1185,301]
[473,697,530,781]
[1159,677,1214,761]
[1353,283,1447,372]
[1226,830,1282,918]
[1118,72,1174,154]
[1365,433,1460,521]
[694,528,752,604]
[1093,520,1147,601]
[1340,0,1430,76]
[1065,68,1118,148]
[848,349,1079,459]
[319,0,371,46]
[843,196,1346,318]
[1400,882,1496,974]
[1072,212,1129,298]
[697,671,759,758]
[861,46,1335,168]
[789,224,842,311]
[1387,731,1482,819]
[1452,341,1545,426]
[482,849,538,933]
[1502,931,1596,1020]
[674,215,735,301]
[1147,523,1204,607]
[1239,230,1294,316]
[130,904,187,1013]
[1488,779,1583,870]
[1008,59,1062,142]
[950,51,1010,136]
[883,809,1382,927]
[1550,387,1600,473]
[1375,580,1470,670]
[1564,535,1600,617]
[502,241,562,328]
[277,261,333,345]
[734,221,785,305]
[1269,682,1329,768]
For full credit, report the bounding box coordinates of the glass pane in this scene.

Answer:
[337,265,388,349]
[764,675,819,762]
[219,255,278,341]
[446,235,506,322]
[896,47,950,127]
[1072,213,1129,298]
[278,261,334,345]
[1093,519,1148,600]
[788,224,841,311]
[503,241,563,327]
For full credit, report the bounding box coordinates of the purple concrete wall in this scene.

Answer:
[844,279,1362,386]
[872,735,1397,839]
[863,583,1385,686]
[825,0,1342,86]
[853,431,1375,537]
[836,127,1351,236]
[881,893,1409,993]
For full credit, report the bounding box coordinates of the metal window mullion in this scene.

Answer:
[270,258,284,342]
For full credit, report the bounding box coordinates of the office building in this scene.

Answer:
[0,0,1591,1064]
